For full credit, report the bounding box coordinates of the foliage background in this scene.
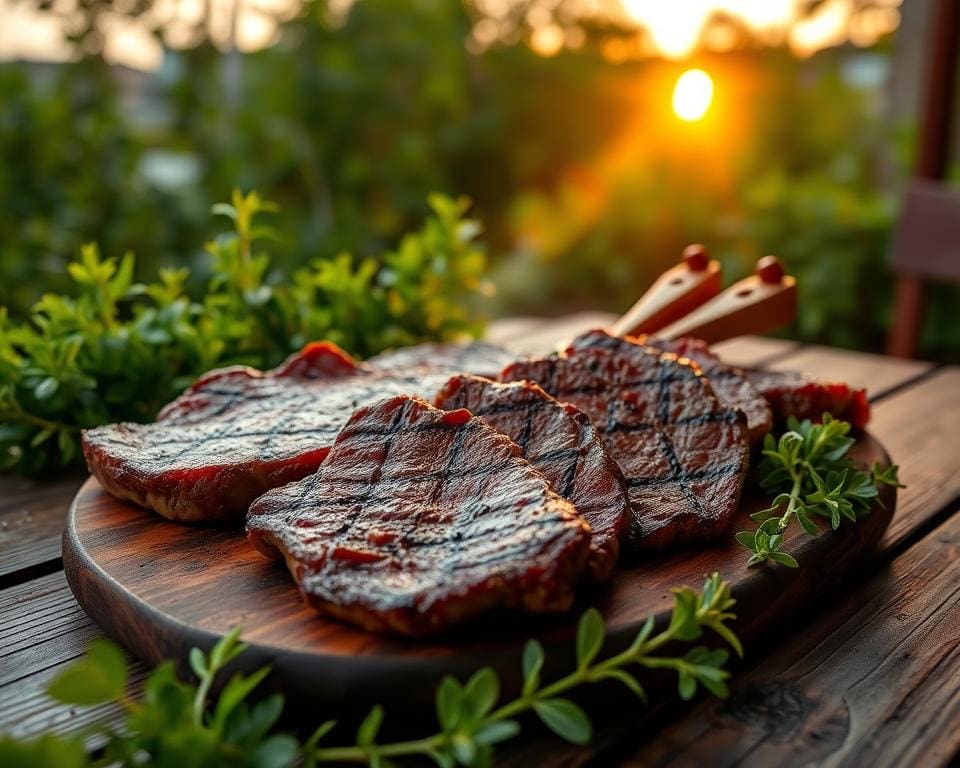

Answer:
[1,0,958,360]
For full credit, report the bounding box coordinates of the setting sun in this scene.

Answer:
[672,69,714,122]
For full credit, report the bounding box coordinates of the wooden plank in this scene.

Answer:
[0,572,97,686]
[0,571,145,739]
[869,369,960,553]
[0,474,83,580]
[765,345,934,400]
[711,336,801,369]
[494,311,618,355]
[0,660,146,744]
[623,501,960,768]
[484,316,554,349]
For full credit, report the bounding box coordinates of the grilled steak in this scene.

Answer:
[500,330,750,549]
[82,342,451,522]
[247,395,591,636]
[746,369,870,429]
[435,374,630,582]
[368,341,515,379]
[638,336,773,443]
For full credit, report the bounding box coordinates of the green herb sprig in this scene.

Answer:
[0,191,492,475]
[737,414,903,568]
[0,575,740,768]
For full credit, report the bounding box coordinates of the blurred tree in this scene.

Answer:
[0,63,207,311]
[1,0,958,360]
[34,0,153,56]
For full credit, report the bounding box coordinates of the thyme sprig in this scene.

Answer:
[306,573,740,767]
[737,414,903,568]
[0,575,740,768]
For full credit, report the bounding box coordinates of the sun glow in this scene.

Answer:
[672,69,713,121]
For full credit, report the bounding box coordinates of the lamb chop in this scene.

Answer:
[246,395,591,636]
[435,374,630,582]
[500,330,750,549]
[82,342,452,522]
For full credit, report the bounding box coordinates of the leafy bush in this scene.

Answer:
[0,191,491,474]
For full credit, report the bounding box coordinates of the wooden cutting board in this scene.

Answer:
[62,434,896,713]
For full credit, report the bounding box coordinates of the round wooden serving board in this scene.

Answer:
[63,434,896,712]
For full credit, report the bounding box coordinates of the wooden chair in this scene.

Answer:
[887,181,960,358]
[887,0,959,358]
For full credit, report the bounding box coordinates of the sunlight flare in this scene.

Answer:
[672,69,714,122]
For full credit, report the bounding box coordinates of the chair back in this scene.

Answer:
[891,179,960,281]
[887,179,960,357]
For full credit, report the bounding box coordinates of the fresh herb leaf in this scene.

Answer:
[461,668,499,724]
[521,639,545,696]
[872,462,904,489]
[46,638,127,705]
[474,719,521,746]
[250,734,300,768]
[436,676,463,732]
[575,608,605,669]
[0,733,89,768]
[533,699,593,745]
[592,668,647,702]
[356,705,384,746]
[741,414,903,568]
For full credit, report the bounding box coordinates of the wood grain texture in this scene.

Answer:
[710,337,801,369]
[658,274,797,344]
[0,571,146,739]
[485,317,555,349]
[765,345,933,400]
[62,437,895,713]
[0,474,84,579]
[610,259,721,337]
[623,502,960,768]
[870,369,960,553]
[488,312,618,355]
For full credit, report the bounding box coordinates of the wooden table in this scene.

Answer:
[2,313,959,767]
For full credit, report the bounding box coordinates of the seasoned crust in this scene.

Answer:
[500,330,750,550]
[81,342,449,522]
[247,395,592,636]
[639,335,774,444]
[435,374,630,582]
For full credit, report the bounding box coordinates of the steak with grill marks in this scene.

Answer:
[499,330,750,549]
[745,369,870,429]
[627,336,773,443]
[82,342,452,522]
[368,341,515,379]
[435,374,630,582]
[246,395,592,636]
